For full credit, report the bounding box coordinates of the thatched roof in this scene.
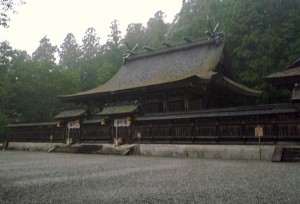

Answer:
[61,35,260,101]
[7,122,57,128]
[287,57,300,69]
[98,101,139,116]
[214,76,261,96]
[54,109,87,120]
[266,57,300,86]
[98,105,138,116]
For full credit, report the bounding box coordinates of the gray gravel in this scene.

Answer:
[0,151,299,204]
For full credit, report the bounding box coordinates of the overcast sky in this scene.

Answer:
[0,0,182,55]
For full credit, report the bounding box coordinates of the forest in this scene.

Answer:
[1,0,300,136]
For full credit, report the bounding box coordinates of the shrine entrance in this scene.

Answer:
[67,121,80,144]
[112,118,132,145]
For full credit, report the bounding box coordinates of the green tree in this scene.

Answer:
[96,20,123,86]
[95,50,122,86]
[144,11,170,48]
[216,0,300,85]
[0,49,32,123]
[81,27,100,61]
[0,41,13,74]
[168,0,210,42]
[168,0,300,103]
[0,113,9,141]
[7,53,80,122]
[123,23,145,51]
[32,36,58,65]
[107,19,122,49]
[0,41,16,127]
[0,0,25,27]
[79,27,101,90]
[59,33,81,69]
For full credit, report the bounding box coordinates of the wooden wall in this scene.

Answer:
[8,118,300,145]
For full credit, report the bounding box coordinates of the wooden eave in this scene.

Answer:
[60,76,212,103]
[266,57,300,86]
[54,109,87,120]
[136,103,298,121]
[213,75,262,97]
[81,118,108,124]
[265,66,300,86]
[7,122,57,128]
[98,105,138,116]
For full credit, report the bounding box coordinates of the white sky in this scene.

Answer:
[0,0,182,55]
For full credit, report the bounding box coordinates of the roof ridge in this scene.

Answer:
[124,34,225,63]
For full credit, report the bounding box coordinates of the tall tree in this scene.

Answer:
[168,0,300,103]
[0,49,31,123]
[0,41,13,118]
[59,33,81,69]
[168,0,210,42]
[123,23,145,51]
[80,27,101,90]
[96,19,123,85]
[0,0,25,27]
[107,19,122,49]
[81,27,100,61]
[0,41,13,74]
[215,0,300,86]
[144,11,170,48]
[4,49,80,122]
[32,36,57,64]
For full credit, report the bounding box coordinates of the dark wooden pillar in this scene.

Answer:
[273,121,278,144]
[242,121,246,143]
[163,100,168,112]
[109,125,113,143]
[169,123,172,143]
[184,97,189,111]
[215,122,218,136]
[78,126,82,143]
[128,125,132,143]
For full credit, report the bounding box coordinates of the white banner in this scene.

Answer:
[114,118,130,127]
[67,121,80,129]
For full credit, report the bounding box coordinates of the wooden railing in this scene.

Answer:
[7,120,300,145]
[132,120,300,144]
[9,126,65,143]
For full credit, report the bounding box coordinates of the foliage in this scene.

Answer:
[0,113,9,140]
[168,0,211,42]
[143,11,170,48]
[168,0,300,102]
[79,27,101,89]
[107,20,122,49]
[123,23,145,52]
[0,41,14,74]
[0,0,25,27]
[0,40,80,123]
[59,33,81,69]
[81,27,101,61]
[32,36,58,64]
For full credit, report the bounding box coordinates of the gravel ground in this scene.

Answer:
[0,151,299,204]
